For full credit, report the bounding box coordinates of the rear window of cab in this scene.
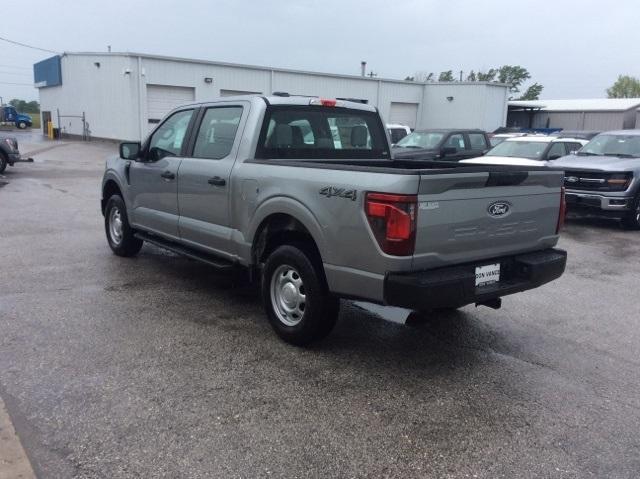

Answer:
[256,106,390,160]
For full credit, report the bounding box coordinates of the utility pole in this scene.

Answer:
[459,70,463,81]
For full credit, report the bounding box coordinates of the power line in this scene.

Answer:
[0,35,58,54]
[0,63,31,70]
[0,70,31,76]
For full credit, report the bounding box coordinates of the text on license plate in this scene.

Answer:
[475,263,500,287]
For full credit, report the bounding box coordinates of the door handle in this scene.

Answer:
[160,170,175,180]
[208,176,226,186]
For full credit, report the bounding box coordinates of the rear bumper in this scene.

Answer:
[384,248,567,310]
[565,190,633,214]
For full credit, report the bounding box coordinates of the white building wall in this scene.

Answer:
[419,83,506,131]
[38,54,138,140]
[37,53,510,141]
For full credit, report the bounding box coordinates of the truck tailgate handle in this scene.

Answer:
[208,176,226,186]
[486,171,528,187]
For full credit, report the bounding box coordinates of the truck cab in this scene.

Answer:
[1,105,33,129]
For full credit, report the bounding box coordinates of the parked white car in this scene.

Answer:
[461,136,589,166]
[386,124,411,144]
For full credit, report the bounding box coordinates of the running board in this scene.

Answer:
[135,232,235,271]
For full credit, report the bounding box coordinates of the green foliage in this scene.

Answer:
[607,75,640,98]
[497,65,531,96]
[466,70,477,82]
[404,76,415,81]
[8,99,40,113]
[476,69,497,82]
[518,83,544,100]
[438,70,454,82]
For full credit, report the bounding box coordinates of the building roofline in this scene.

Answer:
[57,51,509,88]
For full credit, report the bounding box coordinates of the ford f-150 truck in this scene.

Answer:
[0,134,32,173]
[101,95,567,345]
[553,130,640,229]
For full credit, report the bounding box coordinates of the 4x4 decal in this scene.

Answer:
[319,186,357,201]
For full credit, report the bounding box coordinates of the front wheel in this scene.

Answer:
[104,194,143,256]
[261,244,339,346]
[17,121,28,129]
[621,194,640,230]
[0,154,7,174]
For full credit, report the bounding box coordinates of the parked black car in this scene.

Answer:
[392,129,491,161]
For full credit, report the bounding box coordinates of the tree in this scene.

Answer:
[404,76,415,81]
[497,65,531,97]
[466,70,477,82]
[438,70,454,82]
[518,83,544,100]
[9,99,40,113]
[607,75,640,98]
[476,69,497,82]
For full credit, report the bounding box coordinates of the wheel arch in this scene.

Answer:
[101,178,124,215]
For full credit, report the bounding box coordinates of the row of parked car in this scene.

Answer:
[385,125,640,230]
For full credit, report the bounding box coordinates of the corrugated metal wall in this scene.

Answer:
[529,110,633,131]
[38,54,139,140]
[38,53,510,140]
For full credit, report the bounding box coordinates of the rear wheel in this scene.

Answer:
[104,195,143,256]
[0,153,7,174]
[261,244,339,345]
[621,194,640,230]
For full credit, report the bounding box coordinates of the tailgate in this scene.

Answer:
[413,169,563,270]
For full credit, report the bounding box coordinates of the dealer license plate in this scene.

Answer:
[475,263,500,287]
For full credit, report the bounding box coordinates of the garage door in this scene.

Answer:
[389,102,419,129]
[146,85,195,128]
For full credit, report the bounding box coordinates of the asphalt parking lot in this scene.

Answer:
[1,138,639,478]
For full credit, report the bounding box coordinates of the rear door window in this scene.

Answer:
[467,133,488,150]
[546,142,566,160]
[256,106,390,160]
[192,106,243,159]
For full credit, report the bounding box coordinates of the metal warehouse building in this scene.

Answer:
[34,52,509,141]
[507,98,640,131]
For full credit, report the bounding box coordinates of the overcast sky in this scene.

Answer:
[2,0,639,102]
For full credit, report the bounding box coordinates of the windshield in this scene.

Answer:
[485,140,549,160]
[395,131,444,149]
[578,134,640,158]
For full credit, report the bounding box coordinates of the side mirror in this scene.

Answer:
[441,146,457,157]
[548,154,561,161]
[119,142,141,160]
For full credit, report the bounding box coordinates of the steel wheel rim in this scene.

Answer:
[108,207,124,245]
[636,202,640,223]
[270,264,306,326]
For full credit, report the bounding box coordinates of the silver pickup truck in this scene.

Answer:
[101,95,567,345]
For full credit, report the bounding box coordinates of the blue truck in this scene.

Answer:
[0,105,33,129]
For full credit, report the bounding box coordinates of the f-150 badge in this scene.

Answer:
[319,186,357,201]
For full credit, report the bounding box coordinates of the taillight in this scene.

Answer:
[556,186,566,234]
[365,192,417,256]
[309,98,338,107]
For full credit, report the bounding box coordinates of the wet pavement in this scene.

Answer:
[1,140,639,478]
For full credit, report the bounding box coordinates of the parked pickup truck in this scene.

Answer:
[101,95,567,345]
[553,130,640,229]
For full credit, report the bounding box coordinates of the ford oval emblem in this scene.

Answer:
[488,201,511,218]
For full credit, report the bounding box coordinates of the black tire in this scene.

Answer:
[261,244,339,345]
[17,121,28,129]
[621,194,640,230]
[0,153,7,174]
[104,194,143,257]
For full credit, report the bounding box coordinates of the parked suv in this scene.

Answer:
[392,129,490,161]
[102,96,566,345]
[553,130,640,229]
